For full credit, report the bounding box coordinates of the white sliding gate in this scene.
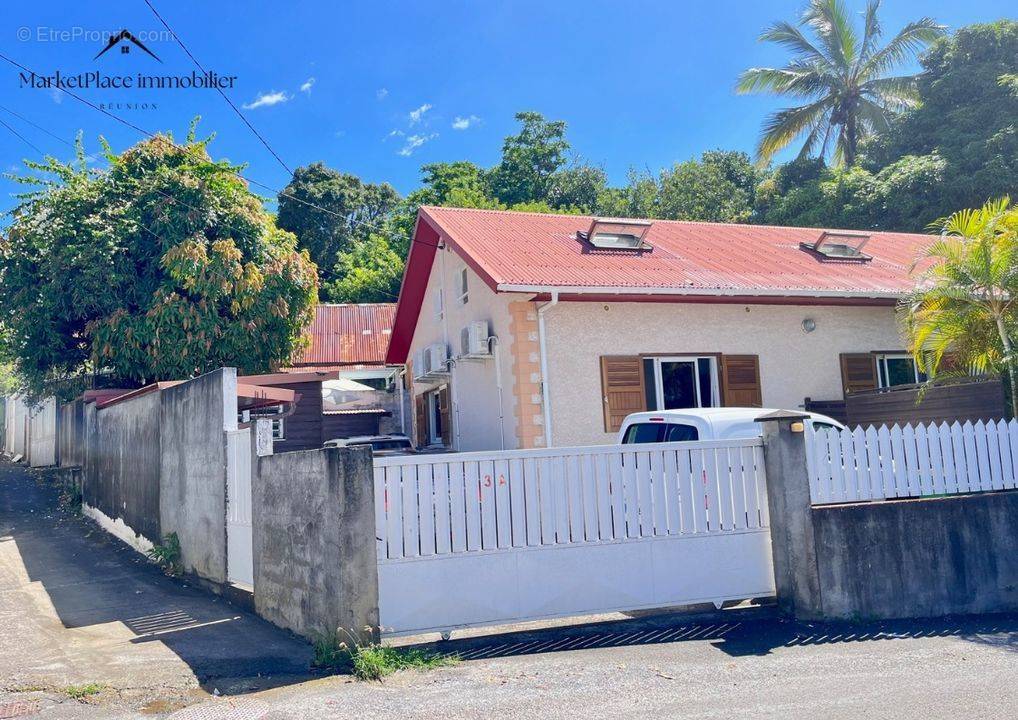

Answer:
[226,428,254,587]
[374,438,774,636]
[28,397,57,467]
[808,419,1018,505]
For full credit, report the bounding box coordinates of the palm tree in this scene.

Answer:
[737,0,944,166]
[903,198,1018,417]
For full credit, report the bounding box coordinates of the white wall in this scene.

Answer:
[544,301,906,447]
[408,247,519,451]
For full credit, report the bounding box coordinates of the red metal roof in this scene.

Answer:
[421,206,933,295]
[289,303,395,369]
[385,207,937,364]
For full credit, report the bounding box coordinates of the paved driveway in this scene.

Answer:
[0,461,312,714]
[1,460,1016,719]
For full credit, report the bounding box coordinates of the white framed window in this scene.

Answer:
[642,356,720,410]
[458,267,469,305]
[875,353,926,388]
[433,287,444,321]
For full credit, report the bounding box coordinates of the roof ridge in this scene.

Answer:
[422,205,929,238]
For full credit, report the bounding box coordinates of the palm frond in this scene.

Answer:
[755,98,834,164]
[861,75,920,111]
[856,0,884,70]
[860,17,946,79]
[758,20,837,70]
[803,0,858,73]
[856,96,892,134]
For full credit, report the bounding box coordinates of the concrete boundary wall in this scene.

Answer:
[253,445,378,641]
[74,368,237,583]
[761,419,1018,621]
[813,491,1018,619]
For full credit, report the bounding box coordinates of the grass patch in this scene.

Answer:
[146,532,182,576]
[313,632,457,681]
[63,683,105,700]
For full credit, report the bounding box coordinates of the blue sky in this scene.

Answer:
[0,1,1012,214]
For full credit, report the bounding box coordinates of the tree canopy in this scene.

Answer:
[0,129,318,397]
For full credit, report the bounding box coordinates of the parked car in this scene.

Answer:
[324,434,417,456]
[618,407,844,444]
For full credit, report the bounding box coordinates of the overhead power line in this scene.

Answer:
[141,0,293,175]
[0,117,44,155]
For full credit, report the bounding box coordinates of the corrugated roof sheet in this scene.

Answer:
[290,304,395,368]
[421,206,934,295]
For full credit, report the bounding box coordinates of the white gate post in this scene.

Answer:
[756,410,823,619]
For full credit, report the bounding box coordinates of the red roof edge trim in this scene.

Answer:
[385,213,440,364]
[420,207,502,293]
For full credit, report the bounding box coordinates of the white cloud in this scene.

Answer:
[452,114,481,130]
[334,129,346,138]
[376,87,389,100]
[49,88,63,104]
[407,103,432,125]
[398,133,438,156]
[300,77,315,94]
[385,129,404,141]
[242,90,291,110]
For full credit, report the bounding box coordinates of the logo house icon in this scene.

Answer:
[94,30,162,62]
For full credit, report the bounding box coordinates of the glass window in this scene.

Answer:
[665,424,699,442]
[459,268,469,305]
[875,354,926,388]
[661,361,698,409]
[623,422,698,444]
[623,423,667,444]
[644,356,718,411]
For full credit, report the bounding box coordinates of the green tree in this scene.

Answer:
[0,131,318,396]
[737,0,944,165]
[658,151,760,222]
[326,234,404,303]
[903,198,1018,417]
[487,111,569,205]
[276,162,398,289]
[863,21,1018,211]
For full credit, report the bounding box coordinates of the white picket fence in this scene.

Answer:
[808,419,1018,505]
[373,439,774,636]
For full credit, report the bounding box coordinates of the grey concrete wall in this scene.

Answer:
[253,445,379,641]
[58,399,86,468]
[85,390,162,544]
[814,491,1018,620]
[159,368,236,583]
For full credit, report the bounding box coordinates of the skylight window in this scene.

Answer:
[801,231,872,262]
[579,218,653,251]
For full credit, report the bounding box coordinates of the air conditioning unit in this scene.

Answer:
[426,343,449,375]
[460,320,491,357]
[412,349,427,380]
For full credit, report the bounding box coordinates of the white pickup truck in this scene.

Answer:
[618,407,844,444]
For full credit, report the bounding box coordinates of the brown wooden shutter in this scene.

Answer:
[840,353,878,396]
[721,355,763,407]
[414,395,427,448]
[439,386,452,446]
[600,356,647,433]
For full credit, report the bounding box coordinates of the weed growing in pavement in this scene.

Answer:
[63,683,106,700]
[312,627,457,680]
[146,532,182,576]
[58,485,82,515]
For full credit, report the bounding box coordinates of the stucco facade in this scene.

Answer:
[407,246,520,452]
[407,249,909,452]
[543,301,906,447]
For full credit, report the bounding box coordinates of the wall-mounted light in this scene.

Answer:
[802,318,817,333]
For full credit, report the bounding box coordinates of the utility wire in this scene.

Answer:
[0,94,443,294]
[0,117,44,155]
[141,0,293,175]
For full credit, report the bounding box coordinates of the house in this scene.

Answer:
[284,303,406,440]
[385,207,936,451]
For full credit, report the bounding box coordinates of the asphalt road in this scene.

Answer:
[1,460,1016,719]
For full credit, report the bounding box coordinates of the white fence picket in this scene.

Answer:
[807,418,1018,505]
